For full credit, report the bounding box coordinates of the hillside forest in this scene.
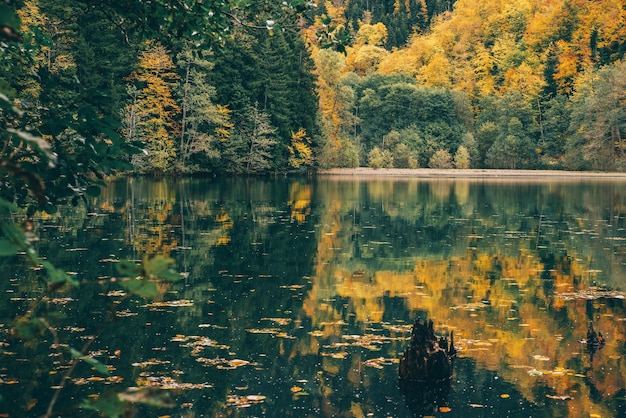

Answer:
[2,0,626,179]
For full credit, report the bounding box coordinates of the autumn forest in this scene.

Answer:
[2,0,626,179]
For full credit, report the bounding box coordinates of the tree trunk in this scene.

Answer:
[398,318,456,382]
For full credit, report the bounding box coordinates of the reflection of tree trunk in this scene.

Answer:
[179,180,189,279]
[126,178,137,261]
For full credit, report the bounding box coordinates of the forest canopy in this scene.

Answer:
[1,0,626,191]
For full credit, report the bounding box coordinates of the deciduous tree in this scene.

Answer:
[127,41,180,173]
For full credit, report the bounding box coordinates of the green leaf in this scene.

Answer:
[14,317,44,340]
[41,261,79,287]
[7,128,56,165]
[143,255,181,281]
[0,198,18,214]
[0,239,17,256]
[70,348,110,376]
[116,260,142,277]
[85,185,101,197]
[119,278,159,298]
[0,223,25,252]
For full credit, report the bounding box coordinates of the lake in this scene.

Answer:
[1,176,625,417]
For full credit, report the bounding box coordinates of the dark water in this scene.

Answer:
[1,176,626,417]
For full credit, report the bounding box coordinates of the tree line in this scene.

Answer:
[2,0,626,186]
[312,0,626,171]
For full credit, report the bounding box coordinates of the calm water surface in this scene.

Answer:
[1,176,625,417]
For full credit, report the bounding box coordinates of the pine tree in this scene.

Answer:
[245,103,277,174]
[177,47,232,172]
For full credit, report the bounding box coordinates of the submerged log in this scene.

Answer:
[398,319,456,382]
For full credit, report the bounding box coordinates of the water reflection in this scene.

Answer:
[0,176,625,417]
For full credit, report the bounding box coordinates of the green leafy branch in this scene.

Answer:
[36,255,182,418]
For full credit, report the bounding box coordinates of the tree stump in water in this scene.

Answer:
[398,319,456,382]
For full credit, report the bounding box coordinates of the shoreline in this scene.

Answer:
[316,168,626,179]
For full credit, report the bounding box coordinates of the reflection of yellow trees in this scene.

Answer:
[127,181,179,256]
[214,209,233,246]
[288,182,311,224]
[303,242,625,416]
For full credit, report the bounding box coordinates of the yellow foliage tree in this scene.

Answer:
[128,41,180,173]
[288,128,313,170]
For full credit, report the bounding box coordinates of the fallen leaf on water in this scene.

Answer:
[546,394,571,400]
[142,300,193,308]
[105,290,126,297]
[118,387,175,408]
[330,352,348,359]
[363,357,398,369]
[136,375,213,390]
[227,359,250,368]
[261,318,292,326]
[226,394,266,408]
[280,284,305,290]
[132,359,171,368]
[246,328,280,334]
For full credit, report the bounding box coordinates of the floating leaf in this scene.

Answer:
[363,357,398,369]
[135,375,213,390]
[143,300,193,308]
[246,328,280,334]
[226,394,266,408]
[217,359,250,370]
[261,318,292,326]
[132,359,171,368]
[118,387,175,408]
[546,394,571,400]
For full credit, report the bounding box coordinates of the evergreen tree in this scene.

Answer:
[73,5,137,121]
[176,47,232,172]
[244,103,277,174]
